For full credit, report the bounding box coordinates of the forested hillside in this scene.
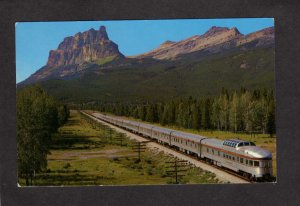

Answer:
[81,88,275,136]
[38,47,274,103]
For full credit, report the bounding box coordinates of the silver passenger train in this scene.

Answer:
[92,112,273,181]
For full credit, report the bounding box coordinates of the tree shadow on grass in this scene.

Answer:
[64,119,80,127]
[32,171,116,186]
[51,131,106,150]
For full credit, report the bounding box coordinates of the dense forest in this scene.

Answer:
[17,85,69,185]
[77,88,275,137]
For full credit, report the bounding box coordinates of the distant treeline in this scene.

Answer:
[78,88,275,137]
[17,85,70,185]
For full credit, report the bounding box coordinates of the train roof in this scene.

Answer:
[152,125,174,133]
[202,138,224,148]
[237,146,272,159]
[172,131,206,142]
[123,119,140,126]
[138,122,154,129]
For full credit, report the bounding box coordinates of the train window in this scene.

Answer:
[254,161,259,167]
[240,158,244,163]
[232,157,235,161]
[226,155,228,159]
[229,156,231,160]
[246,160,249,165]
[249,160,253,166]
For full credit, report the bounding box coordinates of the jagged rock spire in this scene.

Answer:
[47,26,123,67]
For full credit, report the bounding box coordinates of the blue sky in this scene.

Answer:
[16,18,274,83]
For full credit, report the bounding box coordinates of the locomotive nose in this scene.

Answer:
[244,146,272,159]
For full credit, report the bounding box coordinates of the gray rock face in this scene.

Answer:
[46,26,123,66]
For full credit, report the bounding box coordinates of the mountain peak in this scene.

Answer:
[99,25,106,32]
[46,26,123,67]
[98,26,109,40]
[230,27,242,36]
[202,26,230,37]
[160,40,176,47]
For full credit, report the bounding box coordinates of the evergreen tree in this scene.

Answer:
[191,102,201,130]
[229,92,240,133]
[17,85,58,185]
[201,98,211,129]
[211,99,221,130]
[219,93,229,130]
[266,100,276,137]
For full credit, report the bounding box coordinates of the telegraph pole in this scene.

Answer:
[132,141,151,161]
[114,132,126,146]
[165,159,188,184]
[104,127,114,142]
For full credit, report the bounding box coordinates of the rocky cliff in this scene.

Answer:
[46,26,123,67]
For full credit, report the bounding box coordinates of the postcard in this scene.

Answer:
[16,18,276,186]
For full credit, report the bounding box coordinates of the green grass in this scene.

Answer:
[92,56,116,66]
[18,110,220,186]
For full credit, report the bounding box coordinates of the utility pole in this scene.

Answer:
[114,132,126,146]
[165,159,188,184]
[104,127,114,142]
[132,141,151,161]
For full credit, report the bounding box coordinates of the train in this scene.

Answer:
[91,112,273,181]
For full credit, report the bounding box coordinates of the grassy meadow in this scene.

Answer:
[18,110,220,186]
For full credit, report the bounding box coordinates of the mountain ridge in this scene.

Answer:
[133,26,274,60]
[19,25,274,86]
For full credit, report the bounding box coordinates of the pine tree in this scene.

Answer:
[229,92,240,133]
[17,85,58,185]
[267,100,276,137]
[191,102,201,130]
